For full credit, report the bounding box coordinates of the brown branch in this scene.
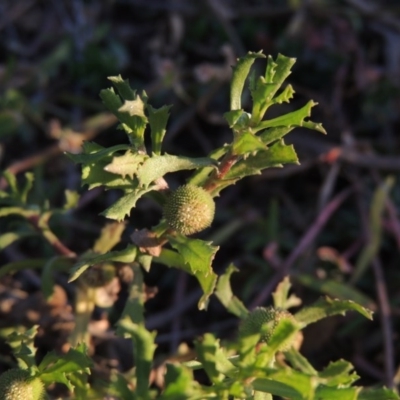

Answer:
[0,144,61,190]
[281,187,353,274]
[28,215,76,258]
[204,152,237,192]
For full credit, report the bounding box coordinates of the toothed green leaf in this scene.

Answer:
[108,75,137,100]
[147,104,172,155]
[138,154,217,187]
[230,51,265,110]
[100,186,156,221]
[104,151,147,179]
[232,130,267,155]
[155,246,218,310]
[254,100,326,134]
[215,264,249,318]
[295,297,373,329]
[225,139,298,181]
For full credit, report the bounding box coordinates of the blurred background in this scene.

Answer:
[1,0,400,394]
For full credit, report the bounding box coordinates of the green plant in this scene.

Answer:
[0,51,398,399]
[0,327,91,399]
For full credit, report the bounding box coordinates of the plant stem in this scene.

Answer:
[28,214,77,258]
[204,151,238,192]
[69,285,96,346]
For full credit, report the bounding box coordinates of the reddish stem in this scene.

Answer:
[28,215,76,258]
[204,152,238,192]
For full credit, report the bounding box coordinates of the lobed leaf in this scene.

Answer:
[314,386,360,400]
[168,234,218,274]
[232,130,267,156]
[250,54,296,123]
[225,139,298,181]
[284,347,318,376]
[104,151,147,179]
[66,143,130,164]
[194,334,225,383]
[264,368,315,400]
[147,104,172,155]
[38,344,92,391]
[108,75,136,100]
[137,154,217,187]
[154,247,217,310]
[81,159,136,190]
[161,364,204,399]
[253,100,326,135]
[318,360,359,387]
[230,51,265,110]
[258,126,294,146]
[215,264,249,319]
[100,185,156,221]
[6,326,38,370]
[296,274,375,309]
[272,276,301,310]
[100,87,148,149]
[253,379,302,399]
[294,297,373,329]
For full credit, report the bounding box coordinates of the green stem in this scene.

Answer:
[69,286,96,346]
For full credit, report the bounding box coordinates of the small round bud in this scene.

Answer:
[163,184,215,235]
[0,369,44,400]
[239,306,297,348]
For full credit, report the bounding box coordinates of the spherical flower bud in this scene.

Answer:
[239,306,297,349]
[0,369,44,400]
[163,184,215,235]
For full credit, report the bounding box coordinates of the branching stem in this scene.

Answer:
[204,150,238,192]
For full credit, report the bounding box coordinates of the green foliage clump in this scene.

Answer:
[163,184,215,235]
[0,50,399,399]
[0,369,44,400]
